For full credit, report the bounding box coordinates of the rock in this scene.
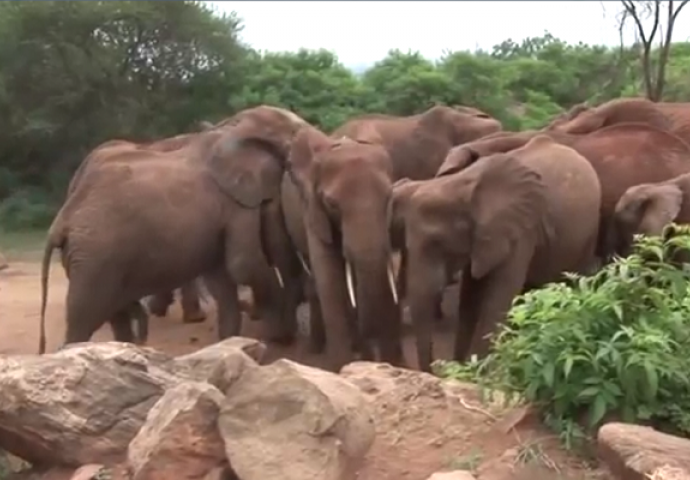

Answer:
[128,382,226,480]
[598,423,690,480]
[0,342,187,466]
[174,338,264,392]
[218,359,376,480]
[0,251,7,271]
[203,465,239,480]
[70,464,108,480]
[427,471,477,480]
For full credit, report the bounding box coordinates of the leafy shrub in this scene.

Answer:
[0,189,58,230]
[436,225,690,448]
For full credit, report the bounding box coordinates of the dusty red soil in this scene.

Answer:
[1,260,609,480]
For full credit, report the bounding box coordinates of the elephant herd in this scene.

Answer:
[37,97,690,372]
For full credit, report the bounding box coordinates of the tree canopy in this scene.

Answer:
[1,0,688,229]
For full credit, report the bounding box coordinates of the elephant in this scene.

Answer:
[608,172,690,257]
[270,106,503,370]
[390,134,602,372]
[454,123,690,261]
[545,97,690,145]
[65,136,208,328]
[331,105,503,313]
[38,105,306,353]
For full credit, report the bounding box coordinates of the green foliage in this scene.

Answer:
[0,1,689,229]
[437,225,690,448]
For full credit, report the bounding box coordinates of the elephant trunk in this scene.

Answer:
[342,222,402,365]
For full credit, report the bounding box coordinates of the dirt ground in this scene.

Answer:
[0,258,609,480]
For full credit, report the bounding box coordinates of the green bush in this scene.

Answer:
[436,225,690,448]
[0,189,58,230]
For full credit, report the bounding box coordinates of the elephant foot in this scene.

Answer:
[182,310,207,324]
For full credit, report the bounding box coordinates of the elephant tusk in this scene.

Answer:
[273,266,284,289]
[387,261,399,305]
[345,261,357,309]
[297,252,312,276]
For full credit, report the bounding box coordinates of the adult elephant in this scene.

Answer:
[607,172,690,256]
[545,97,690,144]
[38,105,306,353]
[390,135,602,371]
[333,105,503,310]
[454,123,690,260]
[65,135,208,326]
[275,105,503,370]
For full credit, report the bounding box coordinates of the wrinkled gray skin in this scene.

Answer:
[38,106,306,353]
[611,172,690,257]
[277,105,503,371]
[392,135,602,371]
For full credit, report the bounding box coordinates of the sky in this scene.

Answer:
[210,1,690,68]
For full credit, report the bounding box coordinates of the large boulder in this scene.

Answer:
[598,423,690,480]
[218,358,375,480]
[128,382,227,480]
[0,338,264,467]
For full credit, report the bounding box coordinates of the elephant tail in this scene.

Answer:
[38,234,60,355]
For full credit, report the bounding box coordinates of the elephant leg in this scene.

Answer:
[407,255,446,373]
[260,200,303,344]
[109,308,136,344]
[203,268,242,340]
[180,281,206,324]
[225,209,287,344]
[129,300,149,345]
[63,271,119,346]
[305,232,358,371]
[455,270,482,363]
[146,291,174,317]
[457,249,532,362]
[306,275,327,354]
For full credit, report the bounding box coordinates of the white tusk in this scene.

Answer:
[297,252,312,276]
[387,261,399,304]
[273,266,284,288]
[345,261,357,308]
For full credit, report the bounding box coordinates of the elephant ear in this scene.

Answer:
[203,107,307,208]
[624,183,683,236]
[469,155,554,279]
[287,126,334,244]
[388,178,426,246]
[437,146,482,177]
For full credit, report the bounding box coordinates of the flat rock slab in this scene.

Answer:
[598,423,690,480]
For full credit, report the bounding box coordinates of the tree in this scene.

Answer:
[618,0,690,100]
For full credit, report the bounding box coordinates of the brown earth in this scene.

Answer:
[0,260,610,480]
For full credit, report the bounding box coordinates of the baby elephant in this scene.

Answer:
[609,171,690,256]
[390,134,602,371]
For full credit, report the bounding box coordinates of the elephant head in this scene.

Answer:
[609,177,687,257]
[545,97,674,135]
[288,126,403,363]
[435,130,539,177]
[420,105,503,144]
[398,150,553,370]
